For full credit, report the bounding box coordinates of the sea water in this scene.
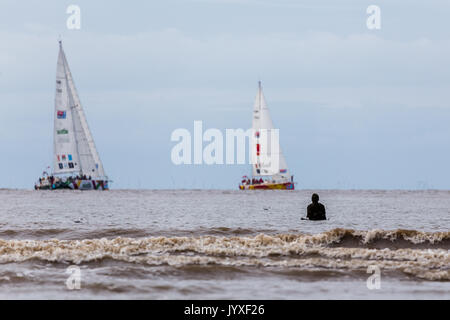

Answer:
[0,189,448,299]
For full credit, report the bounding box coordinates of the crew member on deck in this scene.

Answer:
[306,193,327,221]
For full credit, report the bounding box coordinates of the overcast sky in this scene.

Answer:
[1,0,449,189]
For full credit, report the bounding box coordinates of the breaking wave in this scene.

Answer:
[0,229,448,281]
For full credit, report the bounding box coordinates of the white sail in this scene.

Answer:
[53,41,107,180]
[53,44,81,175]
[251,82,290,180]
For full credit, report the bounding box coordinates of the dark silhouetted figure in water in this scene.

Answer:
[307,193,327,220]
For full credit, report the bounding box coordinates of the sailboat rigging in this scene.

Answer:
[239,82,295,190]
[35,41,109,190]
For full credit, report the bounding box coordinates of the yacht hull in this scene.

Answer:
[239,182,294,190]
[35,179,109,191]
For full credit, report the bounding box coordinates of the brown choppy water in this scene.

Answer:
[0,189,449,299]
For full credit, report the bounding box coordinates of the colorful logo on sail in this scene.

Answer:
[280,169,287,173]
[57,111,66,119]
[57,129,68,135]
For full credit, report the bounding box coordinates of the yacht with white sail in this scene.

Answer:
[239,82,294,190]
[35,41,109,190]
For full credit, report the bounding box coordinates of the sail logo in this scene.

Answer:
[171,121,280,172]
[57,129,69,135]
[57,111,66,119]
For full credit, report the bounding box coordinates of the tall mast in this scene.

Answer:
[53,40,81,176]
[255,81,262,177]
[61,41,82,175]
[258,80,262,110]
